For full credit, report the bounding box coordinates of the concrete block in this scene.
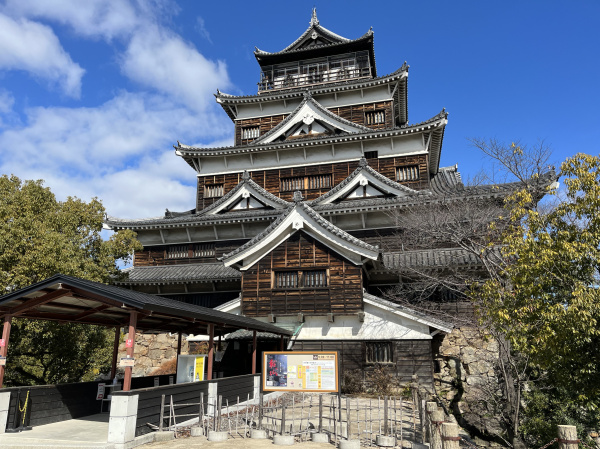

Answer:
[340,440,361,449]
[207,430,228,441]
[154,431,175,441]
[207,382,218,415]
[110,395,139,417]
[273,434,295,445]
[376,435,396,447]
[0,391,9,434]
[108,415,137,444]
[191,426,204,437]
[250,429,267,439]
[312,433,329,443]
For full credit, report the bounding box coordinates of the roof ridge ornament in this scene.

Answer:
[293,191,304,203]
[310,7,319,26]
[358,157,368,167]
[242,170,250,181]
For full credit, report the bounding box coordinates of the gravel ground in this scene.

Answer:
[142,436,333,449]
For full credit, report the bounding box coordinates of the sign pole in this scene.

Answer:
[123,311,137,391]
[0,315,12,388]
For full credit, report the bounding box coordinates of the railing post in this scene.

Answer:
[430,409,445,449]
[441,422,460,449]
[558,425,578,449]
[425,401,437,443]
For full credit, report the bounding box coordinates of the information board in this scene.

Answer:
[262,351,339,392]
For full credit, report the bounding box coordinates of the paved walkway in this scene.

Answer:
[0,414,111,449]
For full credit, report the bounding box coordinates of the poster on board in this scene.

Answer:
[262,351,339,392]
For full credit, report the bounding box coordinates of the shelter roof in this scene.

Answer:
[0,274,291,335]
[117,264,241,285]
[220,196,379,269]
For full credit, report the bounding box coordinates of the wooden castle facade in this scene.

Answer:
[105,10,537,384]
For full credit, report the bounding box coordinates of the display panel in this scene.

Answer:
[262,351,339,392]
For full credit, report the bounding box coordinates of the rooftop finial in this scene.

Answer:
[242,170,250,181]
[293,191,304,203]
[310,7,319,25]
[358,157,368,167]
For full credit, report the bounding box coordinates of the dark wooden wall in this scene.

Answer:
[292,339,434,385]
[242,232,363,316]
[234,101,394,146]
[134,240,248,267]
[196,154,429,209]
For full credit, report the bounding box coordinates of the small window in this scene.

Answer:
[365,110,385,125]
[302,270,327,288]
[364,151,378,159]
[281,174,332,191]
[366,342,393,364]
[205,184,224,198]
[194,243,215,258]
[241,126,260,140]
[275,272,299,289]
[307,174,332,190]
[396,165,420,182]
[167,245,188,259]
[281,176,305,192]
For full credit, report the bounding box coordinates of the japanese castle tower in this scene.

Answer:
[106,10,521,382]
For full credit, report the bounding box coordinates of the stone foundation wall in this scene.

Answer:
[434,326,505,442]
[117,332,189,377]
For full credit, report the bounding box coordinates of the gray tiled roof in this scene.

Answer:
[249,93,370,146]
[117,264,241,285]
[220,201,378,263]
[255,29,373,57]
[310,157,429,205]
[382,248,484,270]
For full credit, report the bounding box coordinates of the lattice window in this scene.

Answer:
[281,174,332,191]
[307,174,332,190]
[275,271,299,289]
[302,270,327,288]
[241,126,260,140]
[364,151,378,159]
[194,243,215,258]
[396,165,420,182]
[281,176,305,192]
[167,245,188,259]
[204,184,224,198]
[366,342,393,363]
[365,110,385,125]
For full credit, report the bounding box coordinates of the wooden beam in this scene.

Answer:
[123,311,138,392]
[207,324,214,380]
[252,330,257,375]
[72,304,111,321]
[0,315,12,388]
[110,326,120,380]
[9,288,71,315]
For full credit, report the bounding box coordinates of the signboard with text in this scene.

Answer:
[262,351,339,393]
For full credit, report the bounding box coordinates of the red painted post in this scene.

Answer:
[123,311,137,392]
[0,315,12,388]
[110,326,120,380]
[252,330,257,374]
[207,324,214,380]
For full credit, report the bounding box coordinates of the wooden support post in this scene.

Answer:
[318,394,323,433]
[177,332,182,355]
[558,425,578,449]
[0,315,12,389]
[207,324,214,380]
[441,422,460,449]
[217,333,222,351]
[123,311,137,392]
[252,330,257,374]
[110,326,120,380]
[279,335,284,351]
[425,401,437,443]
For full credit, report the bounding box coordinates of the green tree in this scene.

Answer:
[480,153,600,443]
[0,175,142,385]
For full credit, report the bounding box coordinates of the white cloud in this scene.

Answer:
[0,89,15,114]
[0,14,85,98]
[121,25,230,111]
[195,16,212,43]
[2,0,142,40]
[0,91,231,218]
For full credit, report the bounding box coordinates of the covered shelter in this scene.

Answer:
[0,274,292,390]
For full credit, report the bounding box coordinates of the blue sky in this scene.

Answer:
[0,1,598,219]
